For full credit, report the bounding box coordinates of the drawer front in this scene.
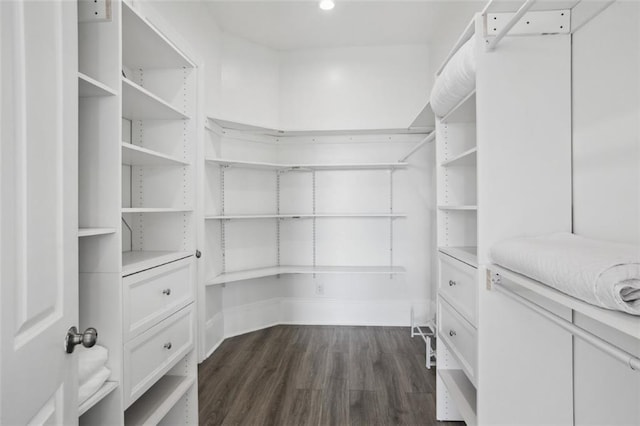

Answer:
[124,257,193,340]
[124,305,195,407]
[438,298,477,384]
[439,254,477,326]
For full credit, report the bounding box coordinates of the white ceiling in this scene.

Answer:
[206,1,487,51]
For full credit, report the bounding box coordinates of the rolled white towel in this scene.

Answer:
[490,233,640,315]
[430,37,477,117]
[78,366,111,405]
[77,345,108,385]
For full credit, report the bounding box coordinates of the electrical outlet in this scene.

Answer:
[315,281,325,296]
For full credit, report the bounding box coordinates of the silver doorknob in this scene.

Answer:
[164,342,172,350]
[162,288,171,295]
[449,330,456,337]
[65,326,98,353]
[449,280,457,286]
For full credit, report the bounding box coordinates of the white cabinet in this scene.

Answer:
[77,1,199,424]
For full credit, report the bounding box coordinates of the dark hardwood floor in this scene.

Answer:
[198,325,462,426]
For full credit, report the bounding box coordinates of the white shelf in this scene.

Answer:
[208,265,407,285]
[78,381,119,417]
[122,1,193,69]
[205,213,407,220]
[124,375,195,426]
[78,228,117,238]
[490,264,640,340]
[122,251,192,277]
[439,246,478,268]
[440,91,476,124]
[122,143,189,166]
[205,157,407,171]
[122,78,188,120]
[441,147,477,167]
[438,205,478,211]
[438,370,477,426]
[122,208,193,214]
[78,72,117,98]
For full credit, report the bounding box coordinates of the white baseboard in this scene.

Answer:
[223,297,282,339]
[204,312,224,359]
[203,298,433,360]
[220,297,432,339]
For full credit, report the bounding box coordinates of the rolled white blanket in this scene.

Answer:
[77,345,108,384]
[490,233,640,315]
[78,366,111,405]
[430,37,477,117]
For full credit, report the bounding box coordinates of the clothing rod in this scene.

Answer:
[399,132,435,162]
[486,0,537,51]
[493,281,640,372]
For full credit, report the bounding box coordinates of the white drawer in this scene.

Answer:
[439,253,477,326]
[438,298,477,384]
[124,257,193,340]
[124,305,195,407]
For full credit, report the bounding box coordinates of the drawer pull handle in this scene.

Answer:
[164,342,172,350]
[162,288,171,296]
[449,330,456,337]
[449,280,457,286]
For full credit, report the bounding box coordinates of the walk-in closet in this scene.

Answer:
[1,0,638,425]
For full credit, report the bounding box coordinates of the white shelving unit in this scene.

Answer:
[433,3,584,424]
[201,117,428,357]
[208,265,407,285]
[76,1,199,424]
[206,157,408,171]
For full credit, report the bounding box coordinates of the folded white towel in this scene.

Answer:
[77,345,108,385]
[430,37,477,117]
[78,366,111,405]
[490,233,640,315]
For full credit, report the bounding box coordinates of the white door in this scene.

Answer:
[1,1,79,424]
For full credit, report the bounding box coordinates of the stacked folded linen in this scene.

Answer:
[430,37,477,117]
[78,345,111,405]
[490,233,640,315]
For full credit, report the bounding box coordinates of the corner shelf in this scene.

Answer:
[122,208,193,214]
[79,381,119,417]
[121,1,193,69]
[122,143,189,166]
[439,246,478,268]
[78,72,117,98]
[78,228,117,238]
[122,77,189,120]
[441,147,477,167]
[207,265,407,285]
[122,251,192,277]
[438,370,477,426]
[205,157,408,171]
[124,375,195,426]
[205,213,406,220]
[438,205,477,211]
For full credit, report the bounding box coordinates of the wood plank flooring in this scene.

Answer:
[198,325,462,426]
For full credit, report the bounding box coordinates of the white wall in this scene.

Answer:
[279,44,429,130]
[572,3,640,425]
[573,1,640,244]
[220,34,280,129]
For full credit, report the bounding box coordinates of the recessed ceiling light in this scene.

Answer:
[319,0,335,11]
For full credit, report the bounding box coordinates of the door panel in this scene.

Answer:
[1,1,78,424]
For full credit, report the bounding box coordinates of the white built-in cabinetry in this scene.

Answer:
[77,1,198,423]
[435,7,576,425]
